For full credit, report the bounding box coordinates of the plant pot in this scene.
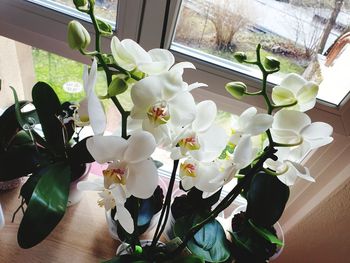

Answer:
[67,163,91,207]
[227,205,285,261]
[0,177,25,191]
[106,176,168,241]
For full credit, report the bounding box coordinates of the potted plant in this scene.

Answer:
[4,81,95,248]
[4,0,333,261]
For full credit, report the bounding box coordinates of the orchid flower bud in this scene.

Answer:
[67,21,91,50]
[264,56,280,70]
[225,81,247,99]
[234,52,247,63]
[108,76,128,97]
[73,0,88,9]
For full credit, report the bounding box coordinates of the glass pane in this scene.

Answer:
[27,0,118,24]
[172,0,350,83]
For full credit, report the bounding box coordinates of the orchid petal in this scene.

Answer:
[110,36,136,71]
[170,61,195,75]
[126,159,158,199]
[279,73,306,93]
[234,139,253,169]
[122,39,151,64]
[273,110,310,132]
[85,59,106,135]
[192,100,217,132]
[234,135,254,169]
[301,122,333,140]
[138,49,174,75]
[188,82,208,91]
[86,136,128,163]
[196,163,223,193]
[277,165,297,186]
[110,184,127,205]
[271,129,301,144]
[287,161,314,182]
[272,86,296,105]
[131,76,161,112]
[244,114,274,136]
[297,82,318,104]
[142,118,172,146]
[115,204,134,234]
[181,176,195,191]
[169,91,196,127]
[124,131,156,163]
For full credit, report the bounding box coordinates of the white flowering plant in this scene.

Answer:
[20,0,332,262]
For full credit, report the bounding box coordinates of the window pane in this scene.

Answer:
[27,0,118,25]
[172,0,350,83]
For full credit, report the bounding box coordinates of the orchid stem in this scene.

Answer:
[151,160,179,248]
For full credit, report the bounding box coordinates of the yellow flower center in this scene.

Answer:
[147,101,170,126]
[103,167,127,188]
[178,135,200,152]
[180,162,197,178]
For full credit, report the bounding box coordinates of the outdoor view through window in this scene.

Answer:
[172,0,350,86]
[29,0,118,23]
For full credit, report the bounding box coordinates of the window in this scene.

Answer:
[171,0,350,105]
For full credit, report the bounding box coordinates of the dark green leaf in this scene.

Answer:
[246,172,289,227]
[174,214,230,263]
[18,162,71,248]
[66,137,94,165]
[248,220,283,247]
[32,82,65,156]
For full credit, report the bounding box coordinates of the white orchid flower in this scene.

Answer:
[130,63,200,144]
[77,175,134,233]
[179,158,233,196]
[87,130,159,199]
[265,158,314,186]
[271,110,333,159]
[171,100,228,162]
[228,107,273,168]
[0,203,4,230]
[111,36,175,75]
[75,58,106,135]
[272,73,318,112]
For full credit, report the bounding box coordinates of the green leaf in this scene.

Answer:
[174,214,230,263]
[67,137,94,165]
[18,162,71,248]
[248,220,283,247]
[246,172,289,227]
[32,82,65,156]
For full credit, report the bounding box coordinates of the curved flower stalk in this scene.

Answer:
[171,100,228,162]
[130,63,201,145]
[272,73,318,112]
[75,58,106,135]
[78,131,158,233]
[111,36,175,75]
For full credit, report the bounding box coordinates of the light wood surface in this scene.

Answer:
[0,182,119,263]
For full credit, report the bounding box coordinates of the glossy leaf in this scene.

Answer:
[103,255,148,263]
[18,162,71,248]
[248,220,283,247]
[67,137,94,165]
[246,172,289,227]
[174,214,230,263]
[32,82,65,156]
[164,255,205,263]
